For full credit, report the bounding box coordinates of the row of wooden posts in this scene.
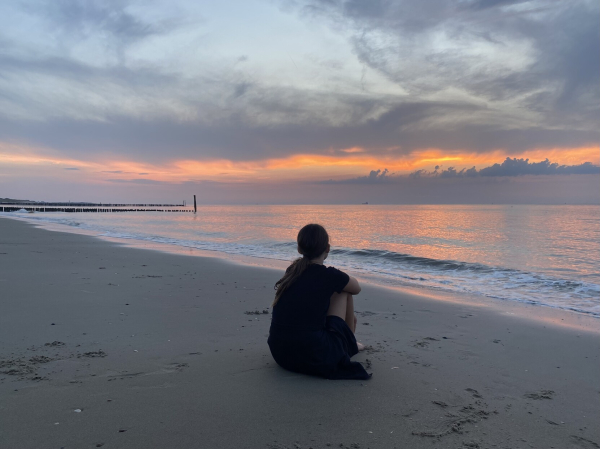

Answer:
[0,207,192,213]
[1,195,198,213]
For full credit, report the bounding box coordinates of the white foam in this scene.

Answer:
[3,210,599,317]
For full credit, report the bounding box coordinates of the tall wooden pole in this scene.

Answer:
[193,195,197,213]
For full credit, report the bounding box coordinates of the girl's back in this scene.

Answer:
[271,264,349,331]
[267,223,370,380]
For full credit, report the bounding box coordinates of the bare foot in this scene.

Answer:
[357,342,366,352]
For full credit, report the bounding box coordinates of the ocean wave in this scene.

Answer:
[4,211,599,317]
[332,247,500,272]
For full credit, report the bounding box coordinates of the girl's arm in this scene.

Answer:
[343,276,361,295]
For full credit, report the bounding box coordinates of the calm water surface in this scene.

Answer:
[5,205,599,316]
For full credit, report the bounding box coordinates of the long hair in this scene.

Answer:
[272,224,329,306]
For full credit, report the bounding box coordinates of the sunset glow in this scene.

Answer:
[2,145,598,185]
[0,0,598,203]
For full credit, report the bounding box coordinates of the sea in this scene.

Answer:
[3,204,599,317]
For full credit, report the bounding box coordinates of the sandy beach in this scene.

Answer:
[0,216,598,449]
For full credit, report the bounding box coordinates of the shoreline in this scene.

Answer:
[1,216,599,448]
[2,213,599,331]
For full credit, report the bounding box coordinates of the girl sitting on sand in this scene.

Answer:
[268,224,371,380]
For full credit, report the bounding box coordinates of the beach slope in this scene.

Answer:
[0,217,598,449]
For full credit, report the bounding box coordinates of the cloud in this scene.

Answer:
[288,0,600,128]
[329,158,600,183]
[478,158,600,176]
[3,102,598,165]
[63,167,79,170]
[233,82,252,98]
[414,158,600,178]
[367,168,389,180]
[324,168,391,184]
[468,0,530,11]
[0,0,597,168]
[440,166,479,178]
[107,178,165,185]
[26,0,183,61]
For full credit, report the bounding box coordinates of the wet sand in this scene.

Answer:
[1,216,599,449]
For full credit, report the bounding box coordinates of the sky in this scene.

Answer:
[0,0,598,204]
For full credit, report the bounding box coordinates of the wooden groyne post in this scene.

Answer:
[1,201,193,213]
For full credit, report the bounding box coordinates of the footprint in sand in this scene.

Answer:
[413,390,498,440]
[466,388,483,399]
[78,350,107,358]
[173,363,189,371]
[245,310,269,315]
[413,337,439,348]
[432,400,449,408]
[412,405,495,439]
[570,435,600,448]
[524,390,555,400]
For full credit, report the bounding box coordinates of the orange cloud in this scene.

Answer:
[0,151,93,169]
[407,147,600,171]
[1,142,598,184]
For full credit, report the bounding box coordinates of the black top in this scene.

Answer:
[268,264,371,380]
[271,264,349,330]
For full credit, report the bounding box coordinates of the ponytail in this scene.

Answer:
[272,223,330,307]
[272,256,311,306]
